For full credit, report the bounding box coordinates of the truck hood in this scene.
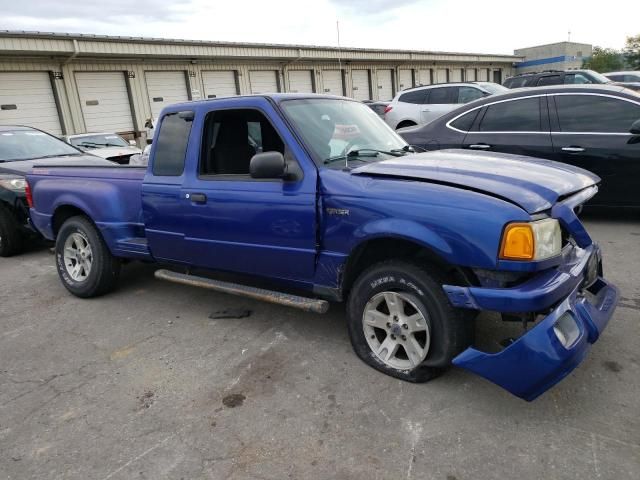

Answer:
[351,149,599,213]
[0,155,116,176]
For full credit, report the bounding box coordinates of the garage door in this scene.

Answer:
[351,70,371,101]
[249,71,279,94]
[398,69,413,91]
[322,70,343,95]
[288,70,314,93]
[477,68,489,81]
[435,69,448,84]
[145,71,189,119]
[418,69,431,85]
[450,69,463,82]
[75,72,134,133]
[0,72,62,134]
[202,71,238,98]
[377,69,394,101]
[466,68,476,82]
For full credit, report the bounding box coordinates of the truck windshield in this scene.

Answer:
[0,129,82,162]
[280,98,407,167]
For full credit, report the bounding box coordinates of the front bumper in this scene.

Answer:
[445,244,619,401]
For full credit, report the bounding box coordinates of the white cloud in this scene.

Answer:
[2,0,638,54]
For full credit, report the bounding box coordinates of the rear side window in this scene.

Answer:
[398,90,427,104]
[505,77,529,88]
[564,73,593,84]
[152,111,194,176]
[427,87,456,104]
[606,74,623,81]
[450,110,479,131]
[458,87,485,104]
[537,75,562,86]
[479,97,541,132]
[555,95,640,132]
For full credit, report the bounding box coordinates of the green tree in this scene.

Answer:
[624,34,640,69]
[582,46,624,72]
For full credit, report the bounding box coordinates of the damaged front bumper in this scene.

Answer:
[444,244,619,401]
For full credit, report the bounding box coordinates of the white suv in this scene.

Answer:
[384,82,508,129]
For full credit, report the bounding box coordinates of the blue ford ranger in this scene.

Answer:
[26,94,619,401]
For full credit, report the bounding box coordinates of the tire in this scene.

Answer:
[396,121,417,130]
[347,260,474,383]
[55,216,121,298]
[0,206,23,257]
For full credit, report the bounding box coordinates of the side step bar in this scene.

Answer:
[154,269,330,314]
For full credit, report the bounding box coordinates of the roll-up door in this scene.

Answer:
[351,70,371,101]
[450,69,463,82]
[436,69,448,83]
[288,70,314,93]
[0,72,62,134]
[75,71,134,133]
[465,69,476,82]
[145,71,189,119]
[418,69,431,85]
[249,71,279,94]
[376,69,394,100]
[202,71,238,99]
[478,69,489,81]
[398,69,413,91]
[322,70,343,95]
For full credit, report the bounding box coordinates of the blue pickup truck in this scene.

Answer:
[26,94,619,401]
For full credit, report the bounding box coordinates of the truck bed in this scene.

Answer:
[27,165,150,259]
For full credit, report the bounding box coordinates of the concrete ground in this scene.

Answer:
[1,215,639,480]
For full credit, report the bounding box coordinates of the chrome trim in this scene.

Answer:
[445,91,640,135]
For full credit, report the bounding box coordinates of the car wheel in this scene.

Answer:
[347,260,474,382]
[0,206,23,257]
[55,216,121,297]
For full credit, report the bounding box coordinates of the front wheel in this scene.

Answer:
[55,216,121,297]
[346,260,474,382]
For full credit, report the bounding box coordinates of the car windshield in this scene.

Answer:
[476,82,509,95]
[583,70,612,84]
[0,129,81,162]
[69,133,129,149]
[280,98,407,168]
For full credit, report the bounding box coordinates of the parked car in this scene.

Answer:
[27,94,618,401]
[503,69,612,89]
[384,82,508,129]
[0,125,114,256]
[63,132,142,164]
[364,101,390,118]
[603,71,640,92]
[398,84,640,207]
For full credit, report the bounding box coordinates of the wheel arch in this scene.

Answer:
[52,204,93,237]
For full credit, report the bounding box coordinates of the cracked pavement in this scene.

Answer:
[1,214,639,479]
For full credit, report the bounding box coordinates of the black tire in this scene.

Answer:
[55,216,121,298]
[0,206,23,257]
[396,121,417,130]
[347,260,474,383]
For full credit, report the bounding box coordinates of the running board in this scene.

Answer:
[154,269,330,314]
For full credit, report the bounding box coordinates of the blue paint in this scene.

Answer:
[515,55,581,69]
[26,94,619,401]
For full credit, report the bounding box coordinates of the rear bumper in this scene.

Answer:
[445,243,619,401]
[452,277,618,401]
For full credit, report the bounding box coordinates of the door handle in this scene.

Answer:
[188,193,207,204]
[561,146,585,153]
[468,144,491,150]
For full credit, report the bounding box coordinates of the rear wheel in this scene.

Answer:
[55,216,120,297]
[0,206,23,257]
[347,260,473,382]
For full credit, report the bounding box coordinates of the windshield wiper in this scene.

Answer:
[324,148,405,165]
[36,153,83,159]
[77,141,123,148]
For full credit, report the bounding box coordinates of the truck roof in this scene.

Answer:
[165,93,355,111]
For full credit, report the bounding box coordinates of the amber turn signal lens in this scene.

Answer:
[500,223,534,260]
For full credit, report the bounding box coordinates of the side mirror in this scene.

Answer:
[250,151,286,179]
[630,119,640,135]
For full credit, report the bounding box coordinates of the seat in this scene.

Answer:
[211,118,256,174]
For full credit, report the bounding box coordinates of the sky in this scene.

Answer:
[1,0,638,55]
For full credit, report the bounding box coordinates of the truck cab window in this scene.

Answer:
[200,109,284,176]
[152,111,193,176]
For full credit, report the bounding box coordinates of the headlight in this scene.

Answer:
[0,177,27,192]
[499,218,562,261]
